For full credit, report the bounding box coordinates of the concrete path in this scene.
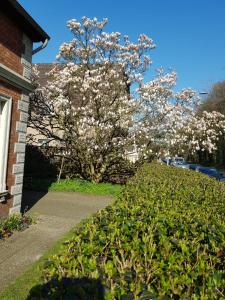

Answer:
[0,191,112,290]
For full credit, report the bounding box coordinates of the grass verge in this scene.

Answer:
[25,178,122,197]
[0,226,79,300]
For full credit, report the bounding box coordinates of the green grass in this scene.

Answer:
[25,178,122,197]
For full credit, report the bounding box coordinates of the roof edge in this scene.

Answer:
[6,0,50,42]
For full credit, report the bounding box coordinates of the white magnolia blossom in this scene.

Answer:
[170,111,225,154]
[135,68,225,157]
[30,16,225,181]
[30,16,156,182]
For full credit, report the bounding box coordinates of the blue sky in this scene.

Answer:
[19,0,225,93]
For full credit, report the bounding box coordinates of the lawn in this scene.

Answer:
[24,178,122,197]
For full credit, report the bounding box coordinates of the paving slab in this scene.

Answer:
[0,191,112,290]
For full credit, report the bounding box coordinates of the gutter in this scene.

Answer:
[32,38,49,55]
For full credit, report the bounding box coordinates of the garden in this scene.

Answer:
[2,14,225,300]
[0,214,33,241]
[2,162,225,299]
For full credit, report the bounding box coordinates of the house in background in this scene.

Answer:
[0,0,49,217]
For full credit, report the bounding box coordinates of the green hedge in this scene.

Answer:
[28,162,225,299]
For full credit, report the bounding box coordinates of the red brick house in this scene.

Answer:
[0,0,49,216]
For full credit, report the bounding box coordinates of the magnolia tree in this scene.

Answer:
[136,84,225,157]
[170,111,225,155]
[135,69,199,157]
[30,17,155,182]
[30,16,225,181]
[136,70,225,158]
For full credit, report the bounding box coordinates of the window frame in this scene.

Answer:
[0,93,12,198]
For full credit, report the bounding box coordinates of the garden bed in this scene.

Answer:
[0,214,33,240]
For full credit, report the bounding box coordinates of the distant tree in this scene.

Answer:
[170,111,225,157]
[199,81,225,114]
[197,81,225,166]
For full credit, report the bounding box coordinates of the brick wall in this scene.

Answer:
[0,11,24,75]
[0,12,30,217]
[0,81,21,216]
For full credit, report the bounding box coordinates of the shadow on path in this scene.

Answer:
[26,277,105,300]
[21,191,48,213]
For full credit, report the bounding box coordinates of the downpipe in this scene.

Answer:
[32,38,49,55]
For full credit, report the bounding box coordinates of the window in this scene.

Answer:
[0,94,12,196]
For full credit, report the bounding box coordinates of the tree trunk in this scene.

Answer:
[57,155,65,182]
[89,162,108,183]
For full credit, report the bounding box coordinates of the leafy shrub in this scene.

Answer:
[0,214,33,240]
[103,157,136,184]
[27,277,105,300]
[29,162,225,299]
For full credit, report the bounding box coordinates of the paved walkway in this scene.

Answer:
[0,191,112,290]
